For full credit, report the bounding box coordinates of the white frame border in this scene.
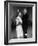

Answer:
[8,2,36,43]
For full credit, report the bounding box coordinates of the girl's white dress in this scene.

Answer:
[16,16,23,38]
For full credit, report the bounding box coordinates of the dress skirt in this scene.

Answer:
[16,24,24,38]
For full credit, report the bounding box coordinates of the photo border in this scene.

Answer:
[4,1,37,45]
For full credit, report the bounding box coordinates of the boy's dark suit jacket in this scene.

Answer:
[22,13,32,38]
[22,13,29,32]
[22,14,31,38]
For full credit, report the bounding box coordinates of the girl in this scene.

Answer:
[16,12,24,38]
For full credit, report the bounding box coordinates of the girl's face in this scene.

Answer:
[17,9,19,12]
[18,12,22,16]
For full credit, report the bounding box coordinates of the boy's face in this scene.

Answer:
[23,9,27,15]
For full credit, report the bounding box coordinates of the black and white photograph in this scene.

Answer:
[4,1,37,45]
